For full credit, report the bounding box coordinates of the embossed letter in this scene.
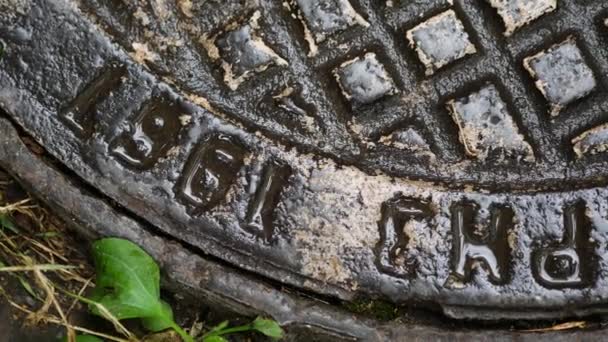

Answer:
[450,202,513,284]
[176,134,247,212]
[110,96,184,169]
[532,202,595,288]
[61,64,126,137]
[376,195,433,277]
[244,160,292,241]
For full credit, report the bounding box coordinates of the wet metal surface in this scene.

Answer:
[3,0,608,323]
[4,114,607,341]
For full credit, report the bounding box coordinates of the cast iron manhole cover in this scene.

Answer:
[3,0,608,322]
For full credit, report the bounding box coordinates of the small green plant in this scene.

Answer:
[74,335,103,342]
[74,238,284,341]
[201,317,283,342]
[0,213,19,234]
[88,238,192,341]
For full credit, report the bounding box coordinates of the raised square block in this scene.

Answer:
[572,123,608,158]
[447,84,534,161]
[294,0,368,43]
[215,11,287,90]
[524,37,596,116]
[334,52,396,105]
[407,10,476,76]
[487,0,557,36]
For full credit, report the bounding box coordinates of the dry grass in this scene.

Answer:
[0,171,203,342]
[0,173,136,342]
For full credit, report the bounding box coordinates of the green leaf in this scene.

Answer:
[36,231,61,239]
[207,321,229,335]
[0,260,40,300]
[77,335,104,342]
[17,275,40,301]
[252,317,283,339]
[203,336,227,342]
[89,238,162,320]
[63,334,104,342]
[141,300,174,332]
[202,318,283,341]
[0,214,19,234]
[89,238,192,342]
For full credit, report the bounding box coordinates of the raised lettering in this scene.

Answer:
[176,134,247,213]
[450,202,513,284]
[244,160,292,241]
[532,202,595,288]
[110,96,183,169]
[61,64,126,137]
[375,195,433,277]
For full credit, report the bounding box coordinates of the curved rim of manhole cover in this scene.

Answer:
[0,117,601,341]
[3,0,608,332]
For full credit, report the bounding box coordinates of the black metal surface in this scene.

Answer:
[3,0,608,325]
[1,114,605,341]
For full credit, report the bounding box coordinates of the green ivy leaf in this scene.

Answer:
[89,238,192,342]
[252,317,283,339]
